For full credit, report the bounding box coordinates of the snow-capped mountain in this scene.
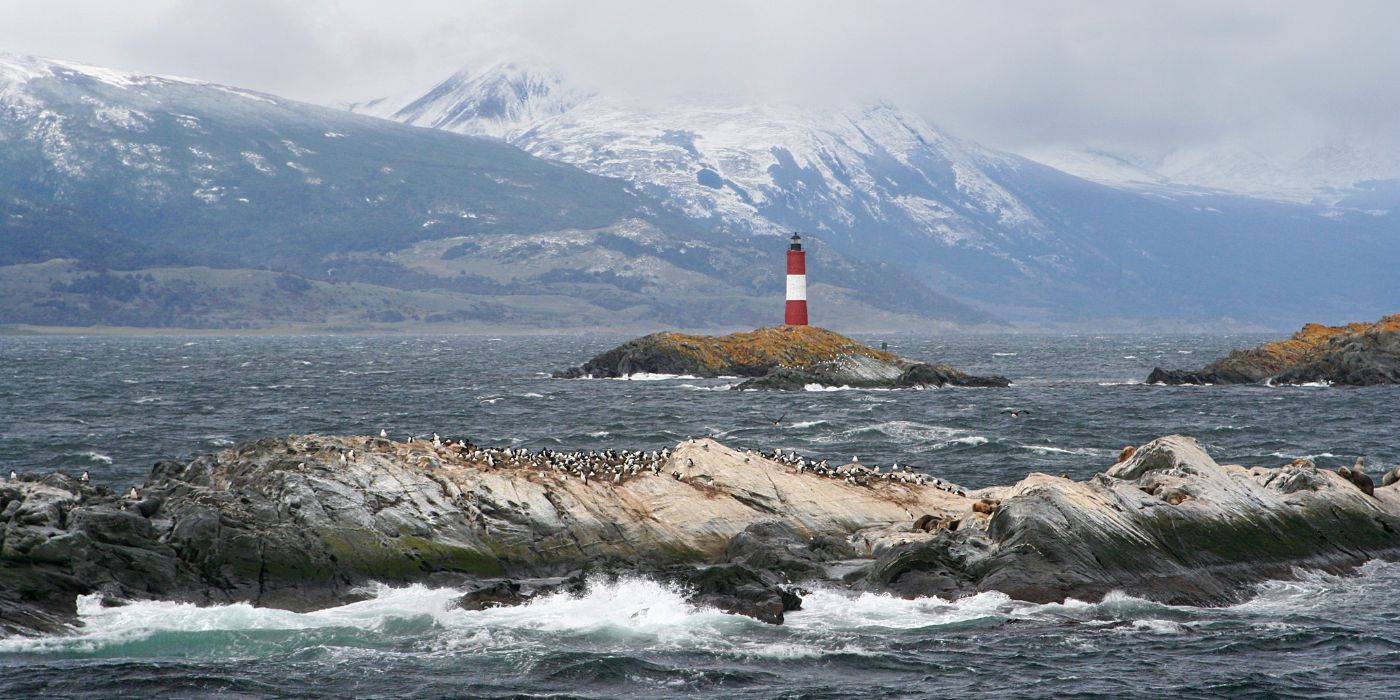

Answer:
[352,61,1400,324]
[354,63,1052,253]
[1,53,986,329]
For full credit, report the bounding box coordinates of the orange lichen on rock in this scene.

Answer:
[653,325,897,373]
[1240,314,1400,374]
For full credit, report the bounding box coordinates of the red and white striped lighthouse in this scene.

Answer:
[785,232,808,326]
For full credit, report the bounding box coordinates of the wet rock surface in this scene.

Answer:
[553,325,1009,389]
[1149,314,1400,386]
[3,433,1398,635]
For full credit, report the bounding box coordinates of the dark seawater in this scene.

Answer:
[2,333,1399,699]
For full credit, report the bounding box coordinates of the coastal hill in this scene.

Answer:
[552,325,1011,390]
[3,432,1399,634]
[1149,313,1400,385]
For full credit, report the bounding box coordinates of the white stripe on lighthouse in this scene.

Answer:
[786,274,807,301]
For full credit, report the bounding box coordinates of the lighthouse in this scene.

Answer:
[785,232,808,326]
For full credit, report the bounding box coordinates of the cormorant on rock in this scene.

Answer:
[80,471,89,483]
[127,486,139,500]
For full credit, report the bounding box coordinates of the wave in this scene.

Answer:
[1097,379,1143,386]
[617,373,701,381]
[1018,444,1111,456]
[1268,450,1338,460]
[812,421,984,450]
[77,451,113,464]
[991,352,1018,357]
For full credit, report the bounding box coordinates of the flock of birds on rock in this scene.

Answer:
[749,446,966,494]
[389,430,673,486]
[341,431,971,495]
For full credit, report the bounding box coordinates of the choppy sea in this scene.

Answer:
[2,333,1398,698]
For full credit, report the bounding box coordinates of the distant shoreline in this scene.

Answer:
[0,319,1285,337]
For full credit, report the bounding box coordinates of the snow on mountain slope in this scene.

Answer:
[352,62,589,140]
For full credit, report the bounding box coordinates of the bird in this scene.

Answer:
[379,429,388,438]
[1001,408,1031,417]
[852,455,860,463]
[127,485,140,500]
[765,413,787,427]
[8,470,15,481]
[80,470,90,483]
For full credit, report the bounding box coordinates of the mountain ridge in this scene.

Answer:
[351,60,1400,326]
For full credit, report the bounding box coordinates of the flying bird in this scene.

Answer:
[765,413,787,427]
[1001,408,1032,417]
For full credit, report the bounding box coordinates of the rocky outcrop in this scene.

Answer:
[553,325,1010,389]
[1149,314,1400,386]
[3,433,1398,634]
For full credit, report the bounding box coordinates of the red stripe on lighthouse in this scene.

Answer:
[787,251,805,275]
[785,300,808,325]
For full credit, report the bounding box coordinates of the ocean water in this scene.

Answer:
[2,333,1399,698]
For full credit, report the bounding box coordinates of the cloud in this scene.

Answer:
[1,0,1397,160]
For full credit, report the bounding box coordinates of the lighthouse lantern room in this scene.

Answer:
[785,232,808,326]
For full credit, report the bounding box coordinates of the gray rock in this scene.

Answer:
[2,433,1398,634]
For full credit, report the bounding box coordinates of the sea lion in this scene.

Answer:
[912,514,936,531]
[1339,460,1375,497]
[1117,446,1136,463]
[1382,467,1400,488]
[1161,488,1190,505]
[972,499,1000,515]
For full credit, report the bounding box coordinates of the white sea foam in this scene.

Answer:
[617,373,700,381]
[7,565,1397,656]
[802,384,898,392]
[992,352,1018,357]
[77,451,113,464]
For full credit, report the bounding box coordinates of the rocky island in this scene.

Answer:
[4,432,1399,635]
[1148,313,1400,386]
[552,325,1010,390]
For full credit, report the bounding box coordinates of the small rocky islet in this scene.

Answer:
[4,431,1399,635]
[1148,313,1400,386]
[553,325,1010,390]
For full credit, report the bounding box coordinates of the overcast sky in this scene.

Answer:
[2,0,1397,162]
